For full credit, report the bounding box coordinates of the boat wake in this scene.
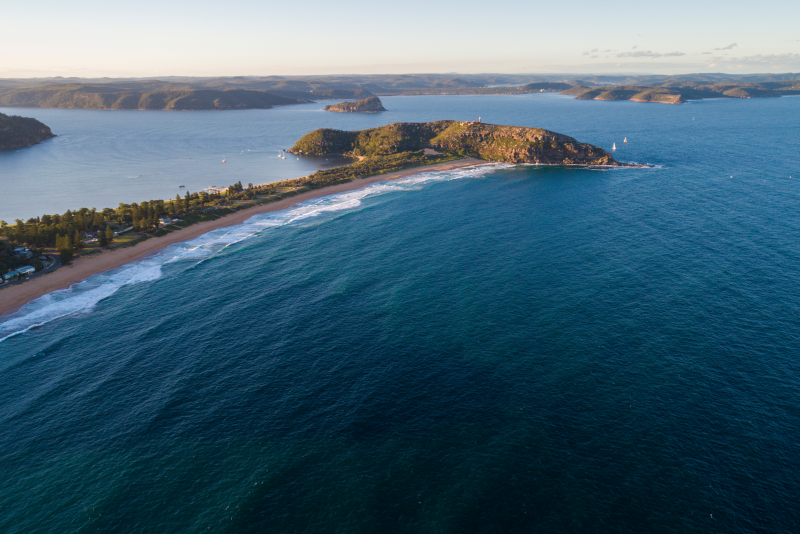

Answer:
[0,164,506,343]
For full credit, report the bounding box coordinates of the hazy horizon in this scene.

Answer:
[3,0,797,78]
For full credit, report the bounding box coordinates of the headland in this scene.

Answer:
[0,112,55,149]
[1,120,628,316]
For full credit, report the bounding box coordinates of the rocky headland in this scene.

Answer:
[0,112,55,149]
[291,120,620,166]
[324,96,387,113]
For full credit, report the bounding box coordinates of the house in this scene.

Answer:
[13,247,33,259]
[2,265,36,282]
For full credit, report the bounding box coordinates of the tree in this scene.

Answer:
[98,230,108,247]
[73,229,84,250]
[106,225,114,243]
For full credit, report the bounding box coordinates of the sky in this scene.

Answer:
[2,0,798,78]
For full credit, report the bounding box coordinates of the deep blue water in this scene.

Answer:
[1,95,800,532]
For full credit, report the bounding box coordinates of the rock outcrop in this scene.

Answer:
[290,121,620,166]
[0,112,55,149]
[324,96,387,113]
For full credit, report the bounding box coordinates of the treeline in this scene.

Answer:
[0,186,259,262]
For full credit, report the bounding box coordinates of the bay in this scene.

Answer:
[1,94,800,532]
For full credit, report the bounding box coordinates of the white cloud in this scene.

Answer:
[714,43,738,50]
[590,55,599,59]
[591,48,598,52]
[709,53,800,69]
[616,50,685,58]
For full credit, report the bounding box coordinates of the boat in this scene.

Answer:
[178,184,185,188]
[624,137,627,143]
[222,157,226,163]
[612,143,616,151]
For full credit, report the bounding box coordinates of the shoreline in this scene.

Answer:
[0,158,484,317]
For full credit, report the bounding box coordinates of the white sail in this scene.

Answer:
[612,143,616,151]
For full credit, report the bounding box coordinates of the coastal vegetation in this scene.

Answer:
[324,96,386,113]
[291,121,619,165]
[0,112,55,149]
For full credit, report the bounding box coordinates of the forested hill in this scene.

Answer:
[290,121,619,166]
[0,112,55,149]
[324,97,386,113]
[0,84,305,110]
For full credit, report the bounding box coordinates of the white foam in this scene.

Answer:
[0,163,505,342]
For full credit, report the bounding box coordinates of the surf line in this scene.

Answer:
[0,159,486,320]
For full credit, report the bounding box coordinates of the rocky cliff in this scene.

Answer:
[290,121,619,166]
[0,112,55,149]
[324,96,387,113]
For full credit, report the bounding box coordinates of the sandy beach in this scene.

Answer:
[0,158,484,317]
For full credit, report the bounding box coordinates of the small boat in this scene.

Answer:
[178,184,185,188]
[612,143,616,151]
[623,137,627,143]
[222,157,226,163]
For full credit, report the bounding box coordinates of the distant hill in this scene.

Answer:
[0,112,55,149]
[324,97,386,113]
[290,121,618,166]
[560,81,800,104]
[0,84,304,110]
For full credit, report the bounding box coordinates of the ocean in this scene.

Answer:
[1,94,800,532]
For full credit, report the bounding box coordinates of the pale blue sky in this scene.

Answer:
[2,0,798,77]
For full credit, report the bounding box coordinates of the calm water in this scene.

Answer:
[1,95,800,532]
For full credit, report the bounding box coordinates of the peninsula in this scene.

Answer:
[1,121,623,315]
[291,120,619,166]
[324,96,387,113]
[0,112,55,149]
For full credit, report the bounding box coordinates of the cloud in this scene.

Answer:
[709,53,800,69]
[701,52,712,55]
[603,49,611,52]
[616,50,685,58]
[583,52,589,55]
[632,46,638,49]
[591,48,598,52]
[714,43,738,50]
[591,55,599,59]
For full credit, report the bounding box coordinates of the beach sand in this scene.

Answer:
[0,158,484,316]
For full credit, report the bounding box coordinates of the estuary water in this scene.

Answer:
[1,95,800,532]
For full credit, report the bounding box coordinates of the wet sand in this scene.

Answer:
[0,158,484,316]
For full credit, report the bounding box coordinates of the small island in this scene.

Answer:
[0,112,55,149]
[324,96,387,113]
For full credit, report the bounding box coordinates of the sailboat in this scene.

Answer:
[612,143,616,151]
[623,137,627,143]
[222,156,226,163]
